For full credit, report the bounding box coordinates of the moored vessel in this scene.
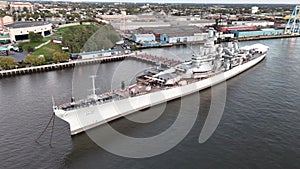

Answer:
[54,28,269,135]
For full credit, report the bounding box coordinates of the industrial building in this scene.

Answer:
[111,21,171,31]
[218,25,257,32]
[71,50,121,60]
[136,26,208,44]
[231,29,283,38]
[100,14,157,22]
[188,20,216,28]
[4,21,53,42]
[132,34,155,42]
[231,21,274,27]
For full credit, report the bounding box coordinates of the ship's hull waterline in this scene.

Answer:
[54,54,266,135]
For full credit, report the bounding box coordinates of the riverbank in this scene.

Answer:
[236,34,300,41]
[137,34,300,49]
[0,55,129,78]
[0,52,180,78]
[2,34,299,78]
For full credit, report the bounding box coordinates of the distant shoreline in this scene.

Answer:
[1,34,299,78]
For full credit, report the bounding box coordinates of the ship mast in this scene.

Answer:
[91,75,96,96]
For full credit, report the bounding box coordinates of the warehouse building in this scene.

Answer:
[137,26,209,43]
[111,21,171,31]
[71,50,121,60]
[159,26,208,43]
[231,21,274,27]
[231,29,283,38]
[4,21,53,42]
[218,25,257,32]
[132,34,155,42]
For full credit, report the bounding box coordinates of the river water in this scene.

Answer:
[0,38,299,169]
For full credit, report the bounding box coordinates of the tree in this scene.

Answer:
[27,45,35,53]
[53,52,70,62]
[24,55,46,66]
[23,7,28,13]
[0,56,18,70]
[62,25,99,53]
[82,25,121,52]
[28,32,43,43]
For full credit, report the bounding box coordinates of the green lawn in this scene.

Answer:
[31,43,62,61]
[19,39,48,51]
[19,24,99,51]
[18,30,61,51]
[20,24,102,63]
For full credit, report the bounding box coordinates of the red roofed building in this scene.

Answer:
[218,26,257,32]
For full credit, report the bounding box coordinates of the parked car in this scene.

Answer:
[7,45,22,52]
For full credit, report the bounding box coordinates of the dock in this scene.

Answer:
[129,54,182,67]
[236,34,300,41]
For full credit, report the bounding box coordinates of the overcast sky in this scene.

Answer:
[84,0,298,4]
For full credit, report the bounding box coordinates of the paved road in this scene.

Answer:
[9,51,29,62]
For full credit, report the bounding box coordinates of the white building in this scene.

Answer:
[5,22,52,42]
[132,34,155,42]
[72,50,121,60]
[161,33,209,44]
[159,26,209,43]
[251,6,259,14]
[232,21,274,27]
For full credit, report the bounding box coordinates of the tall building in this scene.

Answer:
[9,2,34,13]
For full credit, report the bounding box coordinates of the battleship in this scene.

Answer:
[53,28,269,135]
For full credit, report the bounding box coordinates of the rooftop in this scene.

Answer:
[5,22,52,29]
[141,26,205,37]
[133,34,155,38]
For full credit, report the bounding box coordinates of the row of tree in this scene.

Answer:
[0,56,18,70]
[24,52,70,66]
[63,25,121,53]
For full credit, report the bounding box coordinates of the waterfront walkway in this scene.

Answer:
[0,53,182,78]
[132,54,181,67]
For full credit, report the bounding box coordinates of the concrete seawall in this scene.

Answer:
[236,34,300,41]
[0,55,129,78]
[0,53,181,78]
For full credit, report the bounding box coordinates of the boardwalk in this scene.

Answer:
[131,54,181,67]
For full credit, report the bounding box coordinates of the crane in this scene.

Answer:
[284,5,300,34]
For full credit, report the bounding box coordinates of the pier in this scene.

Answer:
[130,54,182,67]
[236,34,300,42]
